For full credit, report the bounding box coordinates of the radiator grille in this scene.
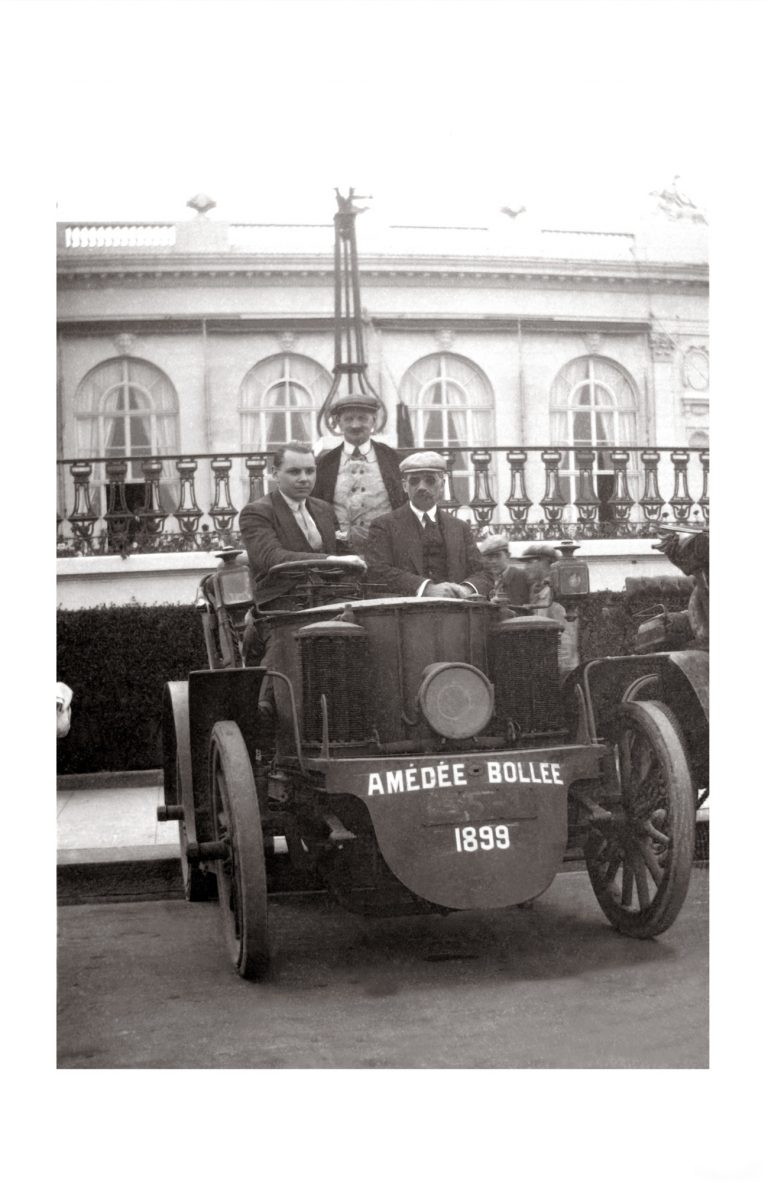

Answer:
[491,619,565,740]
[299,624,371,743]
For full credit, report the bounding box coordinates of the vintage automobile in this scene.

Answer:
[159,542,706,979]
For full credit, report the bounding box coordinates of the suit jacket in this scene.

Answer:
[239,489,339,604]
[364,503,493,597]
[313,440,407,511]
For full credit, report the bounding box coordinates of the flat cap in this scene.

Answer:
[399,450,447,475]
[520,542,561,561]
[329,391,381,416]
[478,534,511,555]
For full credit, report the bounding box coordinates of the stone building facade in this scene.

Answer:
[56,196,708,606]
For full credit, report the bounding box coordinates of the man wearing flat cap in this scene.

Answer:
[519,542,561,613]
[364,451,493,598]
[478,534,530,606]
[313,392,406,549]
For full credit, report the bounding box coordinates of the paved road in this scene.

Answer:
[57,866,708,1069]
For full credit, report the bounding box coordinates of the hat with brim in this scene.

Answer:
[520,543,561,561]
[478,534,510,556]
[399,450,447,475]
[328,391,381,418]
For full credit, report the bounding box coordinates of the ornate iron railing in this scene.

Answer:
[56,445,709,557]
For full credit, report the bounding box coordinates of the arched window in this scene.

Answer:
[239,354,331,452]
[74,357,179,509]
[550,355,639,517]
[399,352,495,506]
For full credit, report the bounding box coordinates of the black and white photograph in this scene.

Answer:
[7,0,765,1178]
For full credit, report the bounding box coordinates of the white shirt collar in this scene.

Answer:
[277,489,306,514]
[342,438,373,457]
[410,502,437,523]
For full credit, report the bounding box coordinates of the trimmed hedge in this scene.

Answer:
[57,605,208,775]
[57,588,691,774]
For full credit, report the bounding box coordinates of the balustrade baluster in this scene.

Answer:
[469,449,497,525]
[698,450,709,523]
[574,449,600,532]
[209,456,237,543]
[540,449,566,534]
[173,459,203,547]
[639,450,664,527]
[669,449,693,523]
[607,449,634,528]
[504,450,532,538]
[245,454,269,503]
[68,461,98,552]
[135,459,167,548]
[438,450,460,513]
[104,459,135,553]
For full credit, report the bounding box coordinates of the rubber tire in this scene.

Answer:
[586,699,695,939]
[209,721,270,979]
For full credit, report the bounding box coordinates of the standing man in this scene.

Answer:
[313,392,406,550]
[365,451,493,598]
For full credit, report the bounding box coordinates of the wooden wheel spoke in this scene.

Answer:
[603,847,622,887]
[629,850,651,909]
[621,861,634,907]
[637,839,665,888]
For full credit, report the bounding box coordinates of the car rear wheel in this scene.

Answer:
[586,700,695,939]
[209,720,270,979]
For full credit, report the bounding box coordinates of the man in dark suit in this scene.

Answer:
[365,451,493,598]
[239,440,343,607]
[313,392,406,550]
[238,442,362,686]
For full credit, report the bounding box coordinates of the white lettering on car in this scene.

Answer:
[366,759,565,796]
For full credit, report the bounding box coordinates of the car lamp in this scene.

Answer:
[551,557,590,598]
[417,663,494,739]
[214,549,253,605]
[550,541,589,598]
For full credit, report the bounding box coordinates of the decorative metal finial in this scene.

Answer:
[186,193,217,216]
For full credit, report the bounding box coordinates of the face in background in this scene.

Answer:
[482,549,510,577]
[274,449,317,502]
[525,557,551,583]
[339,409,377,446]
[402,470,445,513]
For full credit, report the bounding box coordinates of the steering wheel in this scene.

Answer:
[266,556,367,581]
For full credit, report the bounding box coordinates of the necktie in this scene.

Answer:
[422,513,430,528]
[297,504,323,551]
[351,447,364,460]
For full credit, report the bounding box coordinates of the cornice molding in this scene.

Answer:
[56,313,658,337]
[57,251,709,290]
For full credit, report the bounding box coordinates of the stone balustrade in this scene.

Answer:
[56,446,709,557]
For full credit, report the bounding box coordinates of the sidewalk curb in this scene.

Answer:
[57,848,183,905]
[57,769,163,792]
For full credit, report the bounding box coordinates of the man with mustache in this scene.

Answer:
[364,451,492,598]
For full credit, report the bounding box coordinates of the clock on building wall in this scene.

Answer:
[683,347,709,391]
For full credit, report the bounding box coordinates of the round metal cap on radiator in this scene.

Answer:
[417,663,494,739]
